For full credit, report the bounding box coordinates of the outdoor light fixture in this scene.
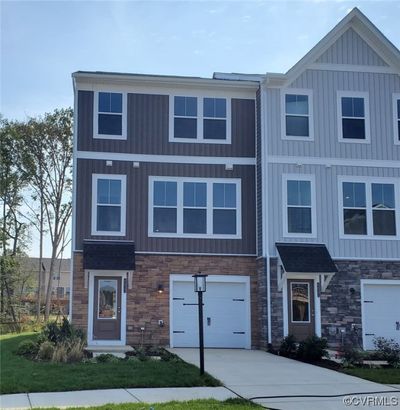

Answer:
[157,284,164,294]
[193,273,207,293]
[193,272,208,375]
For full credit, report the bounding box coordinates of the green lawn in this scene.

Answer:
[342,367,400,384]
[0,333,220,394]
[36,399,262,410]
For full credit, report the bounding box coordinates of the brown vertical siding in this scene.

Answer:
[75,159,256,255]
[78,91,255,157]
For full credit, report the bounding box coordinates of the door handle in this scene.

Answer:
[207,317,211,326]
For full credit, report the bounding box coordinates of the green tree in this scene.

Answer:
[18,108,73,320]
[0,118,29,329]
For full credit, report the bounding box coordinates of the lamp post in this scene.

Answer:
[193,272,207,375]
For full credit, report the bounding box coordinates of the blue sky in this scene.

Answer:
[1,0,400,257]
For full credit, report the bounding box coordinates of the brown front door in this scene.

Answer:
[93,276,122,340]
[287,279,315,341]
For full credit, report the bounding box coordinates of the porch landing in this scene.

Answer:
[86,345,134,358]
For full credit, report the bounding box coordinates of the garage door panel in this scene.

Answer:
[171,278,249,349]
[363,283,400,350]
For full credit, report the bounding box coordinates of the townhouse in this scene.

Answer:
[70,8,400,352]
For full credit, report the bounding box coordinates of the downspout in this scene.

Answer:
[260,80,272,345]
[69,75,78,322]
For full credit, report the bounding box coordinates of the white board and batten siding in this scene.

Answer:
[361,280,400,350]
[170,275,251,349]
[264,27,400,260]
[267,163,400,259]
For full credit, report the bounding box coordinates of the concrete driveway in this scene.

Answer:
[170,348,400,410]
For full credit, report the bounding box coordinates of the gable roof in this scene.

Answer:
[264,7,400,87]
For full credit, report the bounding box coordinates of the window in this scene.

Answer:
[92,174,126,236]
[174,96,197,139]
[337,92,370,142]
[283,175,316,237]
[291,283,310,323]
[94,91,126,139]
[183,182,207,233]
[372,183,396,236]
[149,177,241,238]
[203,98,226,140]
[56,287,64,298]
[342,182,367,235]
[170,95,230,143]
[340,178,398,238]
[282,90,313,140]
[153,181,177,233]
[213,183,237,234]
[393,94,400,145]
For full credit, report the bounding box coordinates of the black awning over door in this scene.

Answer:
[83,240,135,270]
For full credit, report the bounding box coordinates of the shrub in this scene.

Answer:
[96,353,120,363]
[16,340,39,357]
[279,335,297,358]
[42,318,85,345]
[297,335,329,362]
[341,347,364,367]
[52,343,68,363]
[373,337,400,367]
[66,338,85,363]
[37,341,55,361]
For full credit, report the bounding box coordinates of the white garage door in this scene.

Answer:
[362,281,400,350]
[171,276,250,349]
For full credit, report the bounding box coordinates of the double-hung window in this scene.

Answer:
[170,96,230,143]
[371,183,396,236]
[94,91,126,139]
[342,182,367,235]
[282,90,313,140]
[340,178,398,238]
[149,177,241,238]
[283,175,316,237]
[338,92,370,142]
[393,94,400,145]
[92,174,126,236]
[203,98,227,140]
[174,96,197,139]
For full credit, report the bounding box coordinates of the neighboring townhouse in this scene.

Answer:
[257,8,400,349]
[21,257,71,299]
[70,7,400,352]
[71,71,261,350]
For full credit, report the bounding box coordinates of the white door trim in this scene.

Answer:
[87,270,127,346]
[169,274,251,349]
[283,274,321,338]
[360,279,400,350]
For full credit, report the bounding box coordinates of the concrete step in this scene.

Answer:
[86,345,134,358]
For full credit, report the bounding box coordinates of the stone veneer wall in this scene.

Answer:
[72,252,260,348]
[268,257,400,348]
[256,257,268,349]
[321,259,400,348]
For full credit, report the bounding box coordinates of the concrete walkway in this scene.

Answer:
[170,348,400,410]
[0,387,236,409]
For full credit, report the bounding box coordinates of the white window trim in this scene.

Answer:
[93,91,127,140]
[338,176,400,240]
[169,94,232,144]
[393,93,400,146]
[281,88,314,141]
[91,174,127,236]
[337,91,370,144]
[282,174,317,238]
[148,176,241,239]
